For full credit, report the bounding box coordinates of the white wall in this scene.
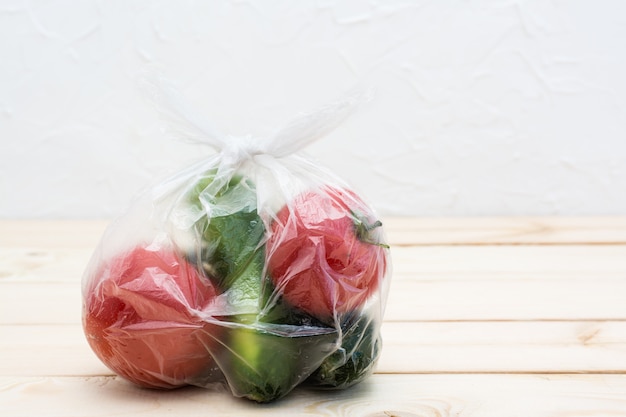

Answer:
[1,0,625,218]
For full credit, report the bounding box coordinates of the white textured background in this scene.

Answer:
[1,0,625,218]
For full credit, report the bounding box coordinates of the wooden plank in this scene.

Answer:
[0,248,92,282]
[3,266,626,324]
[0,220,109,249]
[2,244,626,324]
[3,244,625,284]
[379,321,626,373]
[391,245,626,277]
[386,278,626,321]
[0,282,84,325]
[2,374,626,416]
[0,324,110,377]
[383,216,626,245]
[4,321,626,377]
[2,218,626,250]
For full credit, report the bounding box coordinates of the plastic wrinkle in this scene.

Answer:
[81,78,390,403]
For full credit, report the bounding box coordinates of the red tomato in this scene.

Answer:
[267,187,387,320]
[83,246,220,389]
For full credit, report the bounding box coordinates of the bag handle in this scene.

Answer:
[139,68,371,160]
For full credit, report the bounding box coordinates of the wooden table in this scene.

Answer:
[2,218,626,416]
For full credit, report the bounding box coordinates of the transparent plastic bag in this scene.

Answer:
[81,75,391,403]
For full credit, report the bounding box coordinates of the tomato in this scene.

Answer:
[83,246,221,389]
[267,187,388,320]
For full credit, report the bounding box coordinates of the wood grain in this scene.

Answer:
[383,216,626,245]
[3,217,626,248]
[3,244,626,324]
[0,220,109,249]
[3,272,626,324]
[1,218,626,416]
[4,321,626,377]
[2,374,626,416]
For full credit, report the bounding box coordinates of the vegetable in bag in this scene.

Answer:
[81,76,391,402]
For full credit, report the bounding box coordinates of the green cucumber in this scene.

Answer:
[184,170,339,401]
[307,313,381,389]
[218,257,337,402]
[218,318,337,402]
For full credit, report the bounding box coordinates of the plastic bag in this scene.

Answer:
[81,76,391,403]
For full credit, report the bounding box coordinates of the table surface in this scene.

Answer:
[2,217,626,416]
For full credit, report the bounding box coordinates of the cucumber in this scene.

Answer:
[307,312,381,389]
[184,169,339,402]
[218,318,336,402]
[218,257,337,402]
